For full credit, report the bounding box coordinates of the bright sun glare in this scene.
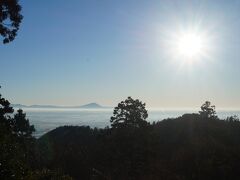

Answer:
[163,27,211,65]
[177,32,204,58]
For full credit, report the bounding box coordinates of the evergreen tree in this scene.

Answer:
[110,97,149,128]
[11,109,35,138]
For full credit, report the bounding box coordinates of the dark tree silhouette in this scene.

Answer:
[11,109,35,137]
[110,96,149,128]
[0,87,34,138]
[0,88,36,179]
[39,111,240,180]
[226,115,239,122]
[199,101,217,119]
[0,91,14,118]
[0,0,23,44]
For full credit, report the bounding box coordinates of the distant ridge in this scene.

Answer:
[76,103,102,109]
[11,104,28,108]
[12,103,109,109]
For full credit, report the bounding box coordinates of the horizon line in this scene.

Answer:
[11,103,240,111]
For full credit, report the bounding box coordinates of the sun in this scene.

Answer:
[160,25,213,65]
[176,32,204,58]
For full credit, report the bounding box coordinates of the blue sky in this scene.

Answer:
[1,0,240,108]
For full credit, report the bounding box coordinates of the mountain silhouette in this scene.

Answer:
[11,103,106,109]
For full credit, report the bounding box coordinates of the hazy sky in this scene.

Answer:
[1,0,240,108]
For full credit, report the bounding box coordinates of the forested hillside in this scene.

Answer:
[37,100,240,180]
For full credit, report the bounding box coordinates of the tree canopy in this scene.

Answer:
[0,88,35,179]
[199,101,217,119]
[110,96,149,128]
[11,109,35,137]
[0,0,23,44]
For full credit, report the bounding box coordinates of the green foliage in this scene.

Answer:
[0,0,23,44]
[110,97,149,128]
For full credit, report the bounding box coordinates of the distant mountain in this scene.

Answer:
[78,103,102,109]
[12,104,60,108]
[11,103,107,109]
[11,104,28,108]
